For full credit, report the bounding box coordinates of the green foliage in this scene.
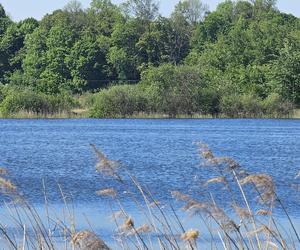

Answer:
[141,64,219,117]
[88,0,123,36]
[0,88,76,117]
[269,39,300,103]
[0,1,298,118]
[188,0,300,113]
[66,34,110,90]
[172,0,208,25]
[108,19,144,80]
[140,64,208,117]
[263,92,293,117]
[78,91,97,108]
[0,84,4,103]
[0,4,11,37]
[220,92,293,118]
[90,84,147,117]
[222,93,264,117]
[123,0,159,21]
[0,18,38,81]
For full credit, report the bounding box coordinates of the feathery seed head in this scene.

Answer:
[0,168,8,175]
[233,205,251,219]
[0,177,16,193]
[206,176,227,185]
[256,209,271,216]
[241,174,275,204]
[181,229,199,241]
[96,188,117,198]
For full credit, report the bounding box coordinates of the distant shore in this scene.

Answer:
[1,109,299,119]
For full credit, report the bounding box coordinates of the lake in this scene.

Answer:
[0,119,300,247]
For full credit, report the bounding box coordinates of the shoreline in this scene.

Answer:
[1,116,299,120]
[0,111,299,120]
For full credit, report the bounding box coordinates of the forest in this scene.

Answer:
[0,0,299,118]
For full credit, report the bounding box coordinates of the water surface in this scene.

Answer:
[0,119,300,245]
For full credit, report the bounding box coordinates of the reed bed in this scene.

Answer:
[0,143,299,249]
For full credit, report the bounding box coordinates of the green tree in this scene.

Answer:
[108,19,144,80]
[38,24,74,93]
[0,18,38,82]
[91,84,147,117]
[123,0,159,21]
[66,34,111,91]
[22,28,47,88]
[87,0,123,36]
[191,1,234,50]
[136,17,190,65]
[270,39,300,103]
[0,4,12,37]
[234,1,253,20]
[172,0,208,25]
[140,64,210,117]
[63,0,88,36]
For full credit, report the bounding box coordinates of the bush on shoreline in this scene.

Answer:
[0,88,77,117]
[89,65,294,119]
[0,71,295,119]
[220,93,294,118]
[90,84,148,118]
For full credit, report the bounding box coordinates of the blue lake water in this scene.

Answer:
[0,119,300,246]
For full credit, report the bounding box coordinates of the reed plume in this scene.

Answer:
[96,188,117,198]
[90,144,123,182]
[181,229,199,241]
[72,230,110,250]
[0,175,16,193]
[241,174,275,204]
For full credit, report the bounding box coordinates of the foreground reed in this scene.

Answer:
[0,143,299,249]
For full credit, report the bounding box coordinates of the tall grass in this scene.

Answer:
[89,143,300,249]
[0,143,299,249]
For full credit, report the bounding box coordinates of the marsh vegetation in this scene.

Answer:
[0,143,299,249]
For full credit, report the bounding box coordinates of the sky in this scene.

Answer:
[0,0,299,21]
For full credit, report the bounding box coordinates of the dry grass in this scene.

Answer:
[0,109,89,119]
[0,143,299,249]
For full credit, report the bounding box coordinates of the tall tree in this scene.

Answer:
[250,0,277,9]
[108,19,144,80]
[251,0,277,17]
[38,24,74,93]
[87,0,123,36]
[123,0,159,21]
[63,0,88,36]
[0,18,38,82]
[172,0,208,25]
[0,4,11,36]
[66,33,111,91]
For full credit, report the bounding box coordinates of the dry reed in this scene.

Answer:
[0,143,298,250]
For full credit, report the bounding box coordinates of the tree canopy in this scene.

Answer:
[0,0,299,117]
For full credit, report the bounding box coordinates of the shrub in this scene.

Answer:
[220,94,244,117]
[0,89,76,117]
[78,92,97,109]
[140,64,213,117]
[220,92,293,118]
[240,94,264,117]
[220,93,263,117]
[196,87,220,117]
[262,93,294,118]
[90,84,148,118]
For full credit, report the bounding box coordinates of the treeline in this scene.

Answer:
[0,0,299,118]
